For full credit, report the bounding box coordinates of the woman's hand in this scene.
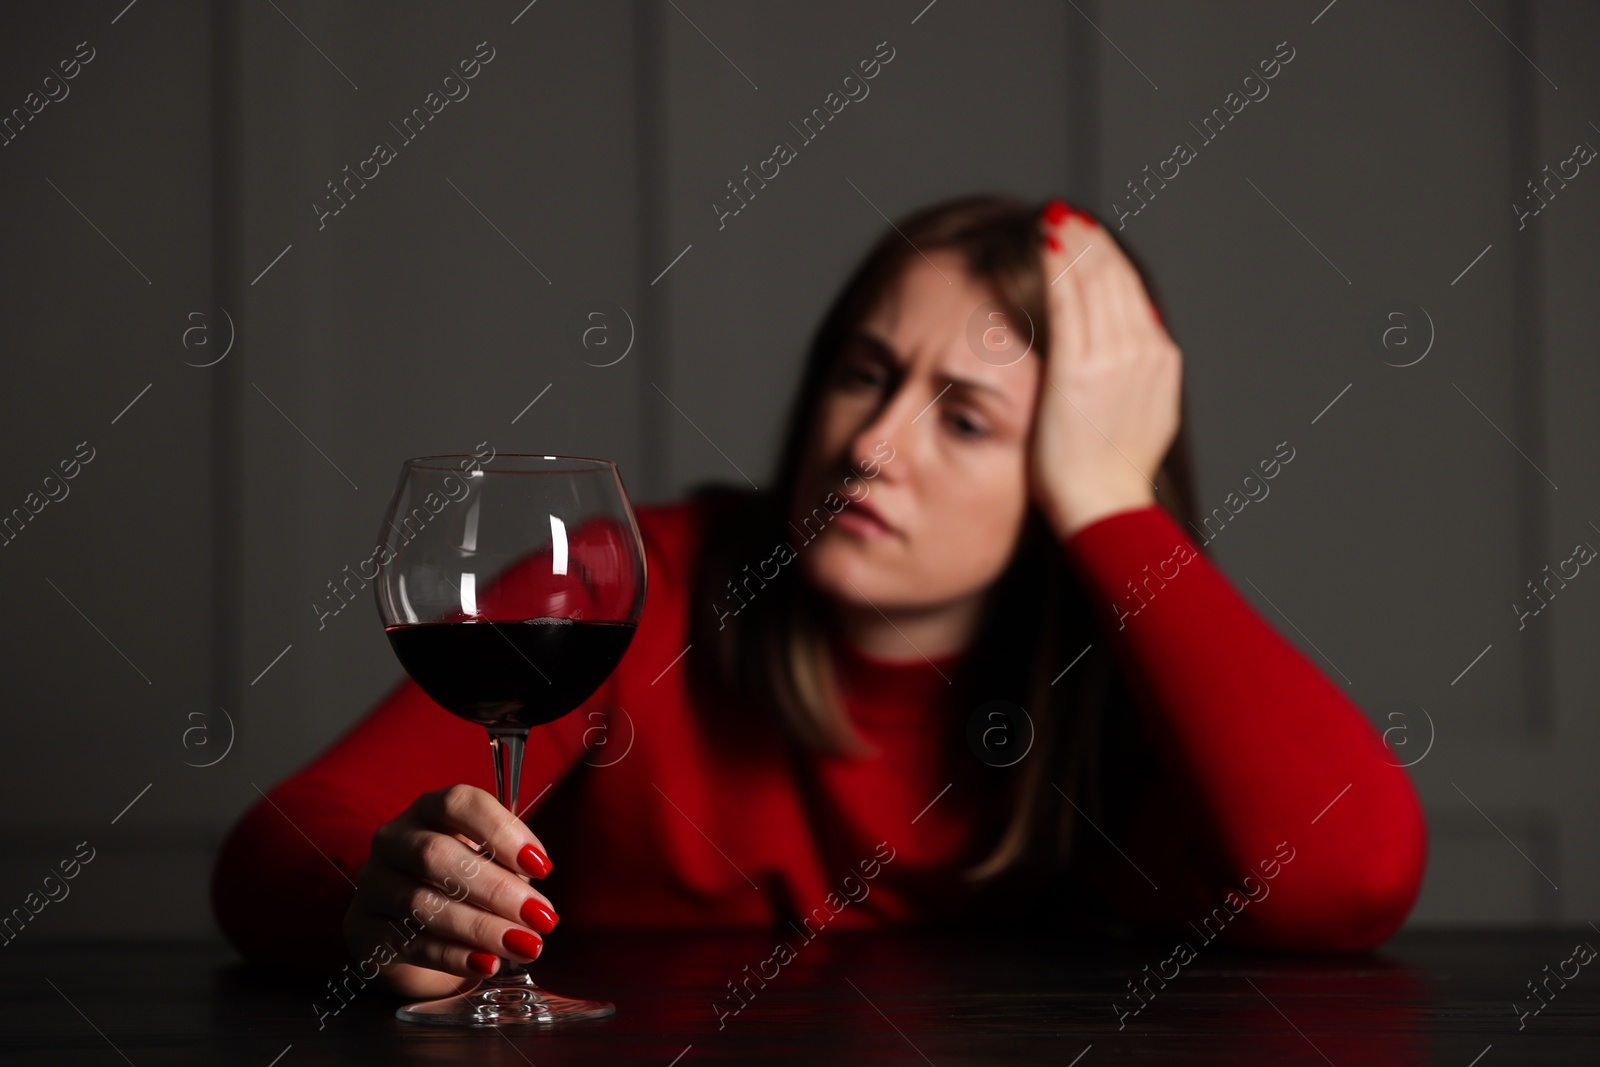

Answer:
[342,784,559,999]
[1029,200,1182,539]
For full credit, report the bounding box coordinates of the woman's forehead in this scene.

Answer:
[859,254,1036,390]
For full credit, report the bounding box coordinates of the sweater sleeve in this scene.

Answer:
[1059,505,1428,952]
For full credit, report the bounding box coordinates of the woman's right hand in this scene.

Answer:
[342,784,559,998]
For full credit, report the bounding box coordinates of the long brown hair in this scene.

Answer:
[687,194,1200,883]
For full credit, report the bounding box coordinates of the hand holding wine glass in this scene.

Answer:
[343,783,557,999]
[369,453,646,1025]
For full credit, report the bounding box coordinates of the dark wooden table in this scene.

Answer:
[3,929,1597,1064]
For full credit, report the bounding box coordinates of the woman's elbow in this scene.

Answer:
[1302,821,1427,952]
[1342,803,1429,951]
[209,798,356,969]
[211,803,297,963]
[1242,800,1429,953]
[210,811,273,961]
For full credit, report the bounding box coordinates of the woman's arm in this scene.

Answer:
[209,510,646,971]
[210,676,591,969]
[1061,504,1427,951]
[1028,203,1425,950]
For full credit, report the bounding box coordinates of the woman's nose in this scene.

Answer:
[850,379,924,476]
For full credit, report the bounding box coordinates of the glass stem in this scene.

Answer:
[487,726,531,980]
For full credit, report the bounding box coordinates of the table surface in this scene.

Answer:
[2,929,1598,1065]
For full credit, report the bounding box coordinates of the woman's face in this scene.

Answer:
[792,250,1041,613]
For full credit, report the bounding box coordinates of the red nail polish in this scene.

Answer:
[519,898,559,935]
[1067,207,1095,227]
[517,843,552,879]
[467,952,500,976]
[503,927,544,961]
[1042,197,1070,225]
[1046,234,1063,252]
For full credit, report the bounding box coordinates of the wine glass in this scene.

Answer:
[373,453,647,1026]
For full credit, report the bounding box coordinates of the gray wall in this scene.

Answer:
[1,0,1596,938]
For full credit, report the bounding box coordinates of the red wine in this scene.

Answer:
[385,618,636,728]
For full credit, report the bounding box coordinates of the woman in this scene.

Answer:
[213,196,1427,998]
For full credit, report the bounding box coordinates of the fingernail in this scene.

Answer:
[1046,234,1063,252]
[517,843,552,879]
[503,927,544,961]
[519,898,560,935]
[1042,197,1070,226]
[1066,206,1095,227]
[466,952,500,976]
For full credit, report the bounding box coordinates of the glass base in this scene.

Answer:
[396,971,615,1026]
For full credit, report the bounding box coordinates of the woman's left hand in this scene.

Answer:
[1029,201,1183,539]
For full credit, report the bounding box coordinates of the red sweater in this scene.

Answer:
[212,497,1427,964]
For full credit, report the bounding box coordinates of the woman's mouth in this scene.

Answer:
[834,497,898,540]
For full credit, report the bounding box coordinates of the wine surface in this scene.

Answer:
[385,618,636,728]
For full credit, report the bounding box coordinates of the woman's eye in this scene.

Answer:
[945,411,988,439]
[839,362,884,389]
